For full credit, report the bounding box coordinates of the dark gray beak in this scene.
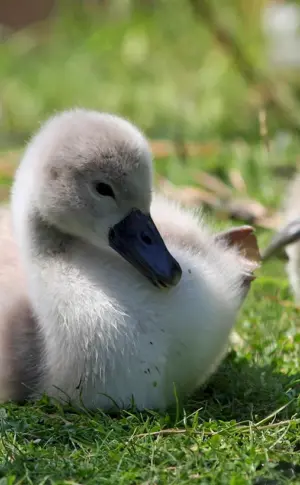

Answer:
[108,209,182,288]
[262,217,300,261]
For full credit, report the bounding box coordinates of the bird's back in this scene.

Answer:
[0,207,42,402]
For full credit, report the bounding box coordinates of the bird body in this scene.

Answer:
[0,109,259,410]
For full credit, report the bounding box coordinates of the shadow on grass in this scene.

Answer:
[187,350,300,422]
[0,351,299,484]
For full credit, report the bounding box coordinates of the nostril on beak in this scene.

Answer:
[141,232,152,245]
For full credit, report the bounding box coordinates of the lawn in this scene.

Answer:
[0,2,300,483]
[0,140,299,485]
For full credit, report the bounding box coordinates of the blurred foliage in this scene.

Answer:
[0,0,273,147]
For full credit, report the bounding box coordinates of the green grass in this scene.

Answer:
[0,142,299,484]
[0,277,299,485]
[1,4,300,477]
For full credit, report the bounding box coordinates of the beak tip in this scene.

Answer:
[154,260,182,289]
[110,210,183,289]
[168,260,182,287]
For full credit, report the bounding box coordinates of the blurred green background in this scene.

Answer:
[1,0,300,216]
[1,0,300,145]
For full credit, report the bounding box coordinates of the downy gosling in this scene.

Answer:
[0,109,260,411]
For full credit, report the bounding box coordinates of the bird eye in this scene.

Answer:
[94,182,115,199]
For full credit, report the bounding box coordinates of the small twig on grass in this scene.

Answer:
[130,418,300,441]
[131,401,298,441]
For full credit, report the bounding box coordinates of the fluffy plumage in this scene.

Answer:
[0,109,258,410]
